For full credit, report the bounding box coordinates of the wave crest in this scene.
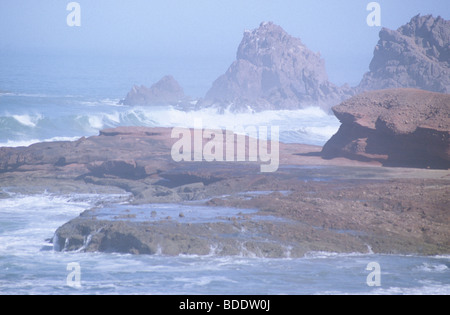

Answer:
[1,104,340,147]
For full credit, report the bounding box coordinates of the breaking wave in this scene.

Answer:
[0,103,340,148]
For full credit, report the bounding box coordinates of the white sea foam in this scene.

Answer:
[363,284,450,295]
[1,193,449,295]
[0,136,81,148]
[415,263,449,273]
[432,255,450,260]
[1,101,340,147]
[0,193,130,256]
[11,114,43,128]
[87,115,105,130]
[0,194,89,254]
[0,139,42,148]
[80,98,122,107]
[174,276,237,287]
[304,251,370,259]
[1,92,81,98]
[117,105,340,145]
[129,105,333,129]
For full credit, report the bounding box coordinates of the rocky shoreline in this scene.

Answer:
[52,166,450,257]
[1,126,448,258]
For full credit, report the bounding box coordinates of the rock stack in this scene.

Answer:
[200,22,354,112]
[358,15,450,93]
[121,75,188,106]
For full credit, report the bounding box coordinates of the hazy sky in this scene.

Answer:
[0,0,448,96]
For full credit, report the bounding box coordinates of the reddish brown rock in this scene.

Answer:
[0,127,176,178]
[322,89,450,169]
[1,125,449,257]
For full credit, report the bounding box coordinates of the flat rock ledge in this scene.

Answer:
[51,172,450,258]
[53,212,370,258]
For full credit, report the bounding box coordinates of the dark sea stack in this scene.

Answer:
[122,75,187,106]
[322,89,450,169]
[359,15,450,93]
[201,22,354,112]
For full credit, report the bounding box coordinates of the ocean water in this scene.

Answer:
[0,53,339,148]
[0,192,449,295]
[1,53,449,295]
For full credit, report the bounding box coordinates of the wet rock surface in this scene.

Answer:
[51,165,450,257]
[54,214,368,258]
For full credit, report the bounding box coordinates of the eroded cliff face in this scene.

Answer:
[201,22,354,112]
[322,89,450,169]
[359,15,450,93]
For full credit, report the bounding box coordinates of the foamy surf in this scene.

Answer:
[0,191,449,295]
[0,100,340,147]
[0,136,82,148]
[11,114,43,128]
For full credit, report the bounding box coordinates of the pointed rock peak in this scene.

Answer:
[398,14,449,37]
[203,21,354,112]
[165,75,176,79]
[258,21,283,31]
[156,75,178,84]
[260,21,273,27]
[241,21,294,42]
[237,21,307,64]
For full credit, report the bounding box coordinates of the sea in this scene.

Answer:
[1,53,449,295]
